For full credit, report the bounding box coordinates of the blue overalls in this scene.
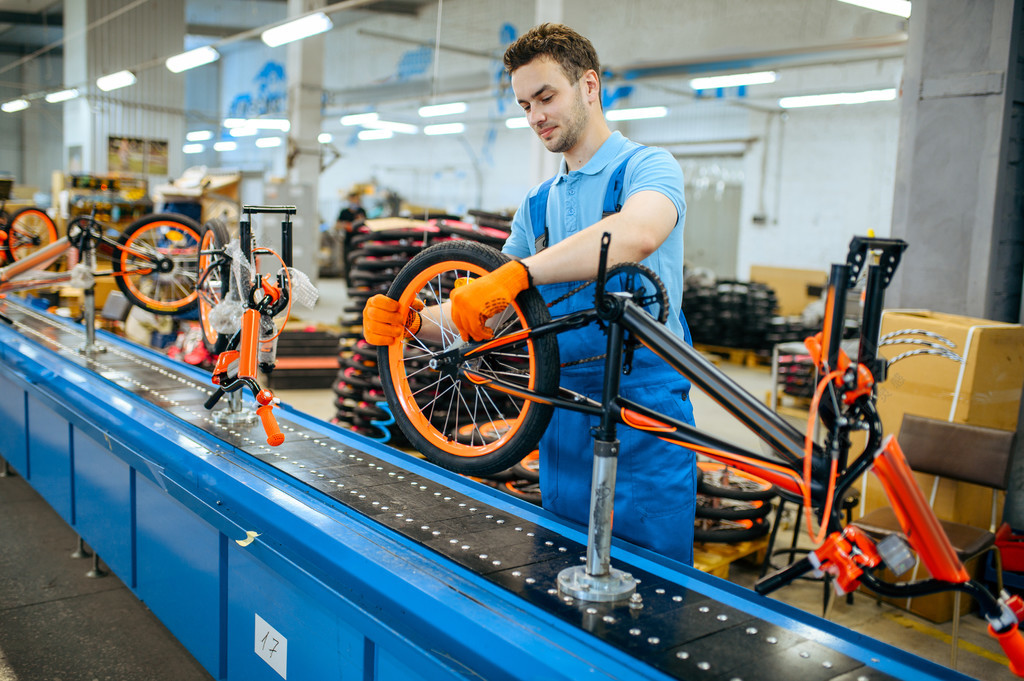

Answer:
[504,132,697,565]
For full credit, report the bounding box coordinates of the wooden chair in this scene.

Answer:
[852,414,1016,669]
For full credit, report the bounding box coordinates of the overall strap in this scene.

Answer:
[528,176,556,254]
[602,145,646,216]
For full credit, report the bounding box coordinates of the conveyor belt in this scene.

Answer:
[2,301,900,681]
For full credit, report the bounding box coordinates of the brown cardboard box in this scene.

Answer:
[749,265,827,316]
[853,310,1023,622]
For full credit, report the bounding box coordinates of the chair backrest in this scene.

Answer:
[898,414,1016,490]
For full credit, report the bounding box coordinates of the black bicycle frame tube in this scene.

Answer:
[618,301,812,470]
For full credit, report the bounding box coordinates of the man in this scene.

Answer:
[364,23,696,564]
[335,191,367,284]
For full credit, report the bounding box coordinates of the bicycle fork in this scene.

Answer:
[205,308,284,446]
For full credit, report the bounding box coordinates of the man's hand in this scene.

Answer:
[449,261,530,341]
[363,295,424,345]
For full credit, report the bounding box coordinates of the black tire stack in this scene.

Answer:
[683,280,780,350]
[332,216,512,444]
[694,462,777,544]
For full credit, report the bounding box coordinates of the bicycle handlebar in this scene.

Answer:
[755,555,815,596]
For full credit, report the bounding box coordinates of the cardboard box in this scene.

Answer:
[749,265,826,316]
[853,310,1023,622]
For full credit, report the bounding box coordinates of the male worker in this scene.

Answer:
[364,23,696,564]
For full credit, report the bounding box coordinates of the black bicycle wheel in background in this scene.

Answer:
[378,241,558,476]
[115,213,204,315]
[196,219,232,353]
[693,517,770,544]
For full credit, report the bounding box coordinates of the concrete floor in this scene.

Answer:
[0,277,1017,680]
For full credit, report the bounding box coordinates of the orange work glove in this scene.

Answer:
[449,260,531,341]
[362,295,424,346]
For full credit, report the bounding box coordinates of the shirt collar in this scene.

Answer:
[554,131,628,184]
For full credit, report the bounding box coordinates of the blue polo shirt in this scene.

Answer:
[503,131,687,368]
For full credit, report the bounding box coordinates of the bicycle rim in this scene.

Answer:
[197,225,230,349]
[116,214,201,315]
[380,242,556,475]
[8,208,58,262]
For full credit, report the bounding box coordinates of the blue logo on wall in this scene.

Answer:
[228,61,287,118]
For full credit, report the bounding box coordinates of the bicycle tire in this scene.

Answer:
[693,517,770,544]
[697,461,777,502]
[6,207,58,263]
[378,240,558,476]
[197,219,232,352]
[114,213,203,315]
[695,495,772,521]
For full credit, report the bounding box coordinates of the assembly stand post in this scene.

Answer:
[77,245,105,355]
[557,321,638,603]
[213,389,257,426]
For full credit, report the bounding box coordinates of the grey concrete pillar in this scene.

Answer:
[889,0,1024,323]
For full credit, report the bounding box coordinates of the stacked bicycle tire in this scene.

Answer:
[331,216,512,445]
[695,461,777,544]
[683,280,779,349]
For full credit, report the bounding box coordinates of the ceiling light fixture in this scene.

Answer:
[166,45,220,73]
[256,137,283,148]
[358,129,393,141]
[1,99,29,113]
[605,106,668,121]
[364,119,418,135]
[229,126,258,138]
[317,132,333,144]
[505,117,530,129]
[45,88,80,103]
[418,101,467,117]
[424,123,465,136]
[183,143,205,154]
[341,112,379,126]
[186,130,213,142]
[213,141,237,152]
[262,12,333,48]
[779,88,897,108]
[837,0,911,18]
[96,70,137,92]
[690,71,777,90]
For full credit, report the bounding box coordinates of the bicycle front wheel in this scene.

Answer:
[7,207,58,262]
[197,219,232,352]
[115,213,203,315]
[379,241,558,476]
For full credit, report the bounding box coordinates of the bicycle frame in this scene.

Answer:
[447,234,1024,668]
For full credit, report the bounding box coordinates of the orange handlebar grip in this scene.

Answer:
[990,623,1024,677]
[256,404,285,446]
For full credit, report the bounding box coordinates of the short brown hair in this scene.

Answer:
[503,23,601,88]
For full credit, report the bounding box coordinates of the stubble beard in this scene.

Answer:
[542,83,589,154]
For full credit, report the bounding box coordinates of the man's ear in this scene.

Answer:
[582,69,601,104]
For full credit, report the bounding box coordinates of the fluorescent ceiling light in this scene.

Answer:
[45,88,79,103]
[256,137,283,148]
[358,129,393,141]
[605,106,668,121]
[213,141,237,151]
[96,70,136,92]
[1,99,29,113]
[341,112,379,126]
[779,88,897,108]
[364,119,418,135]
[837,0,911,18]
[317,132,333,144]
[505,117,530,129]
[262,12,333,48]
[418,101,467,117]
[166,45,220,73]
[183,143,205,154]
[248,118,290,131]
[690,71,777,90]
[186,130,213,142]
[229,126,258,137]
[424,123,465,136]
